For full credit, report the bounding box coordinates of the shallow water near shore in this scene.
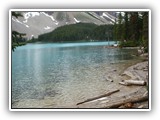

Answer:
[12,42,143,108]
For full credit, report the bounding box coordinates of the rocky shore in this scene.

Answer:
[76,60,149,109]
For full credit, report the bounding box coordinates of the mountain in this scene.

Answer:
[11,11,117,40]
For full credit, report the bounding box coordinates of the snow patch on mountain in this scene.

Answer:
[25,12,40,18]
[23,19,27,23]
[100,14,105,19]
[44,26,51,30]
[25,25,29,28]
[22,12,40,23]
[12,17,29,28]
[41,12,55,22]
[24,12,40,19]
[88,12,100,19]
[74,18,80,23]
[23,12,58,24]
[116,12,125,16]
[41,12,59,25]
[110,21,113,24]
[102,13,115,22]
[55,22,59,25]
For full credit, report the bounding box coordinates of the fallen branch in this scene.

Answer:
[76,89,120,105]
[104,91,148,108]
[119,80,146,86]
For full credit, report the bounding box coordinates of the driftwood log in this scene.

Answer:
[119,80,146,86]
[103,91,148,108]
[76,89,119,105]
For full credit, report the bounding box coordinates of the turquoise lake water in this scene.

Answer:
[12,41,139,108]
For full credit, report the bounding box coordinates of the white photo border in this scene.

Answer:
[9,9,151,111]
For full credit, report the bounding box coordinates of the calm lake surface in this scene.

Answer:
[12,41,141,108]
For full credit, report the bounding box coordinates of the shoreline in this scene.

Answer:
[76,59,149,108]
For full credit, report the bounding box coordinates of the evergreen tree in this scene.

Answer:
[142,12,149,50]
[114,11,148,48]
[123,12,129,41]
[12,12,26,51]
[129,12,140,41]
[117,12,123,41]
[113,18,118,41]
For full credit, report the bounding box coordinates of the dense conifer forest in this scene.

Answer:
[113,12,148,50]
[30,23,114,42]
